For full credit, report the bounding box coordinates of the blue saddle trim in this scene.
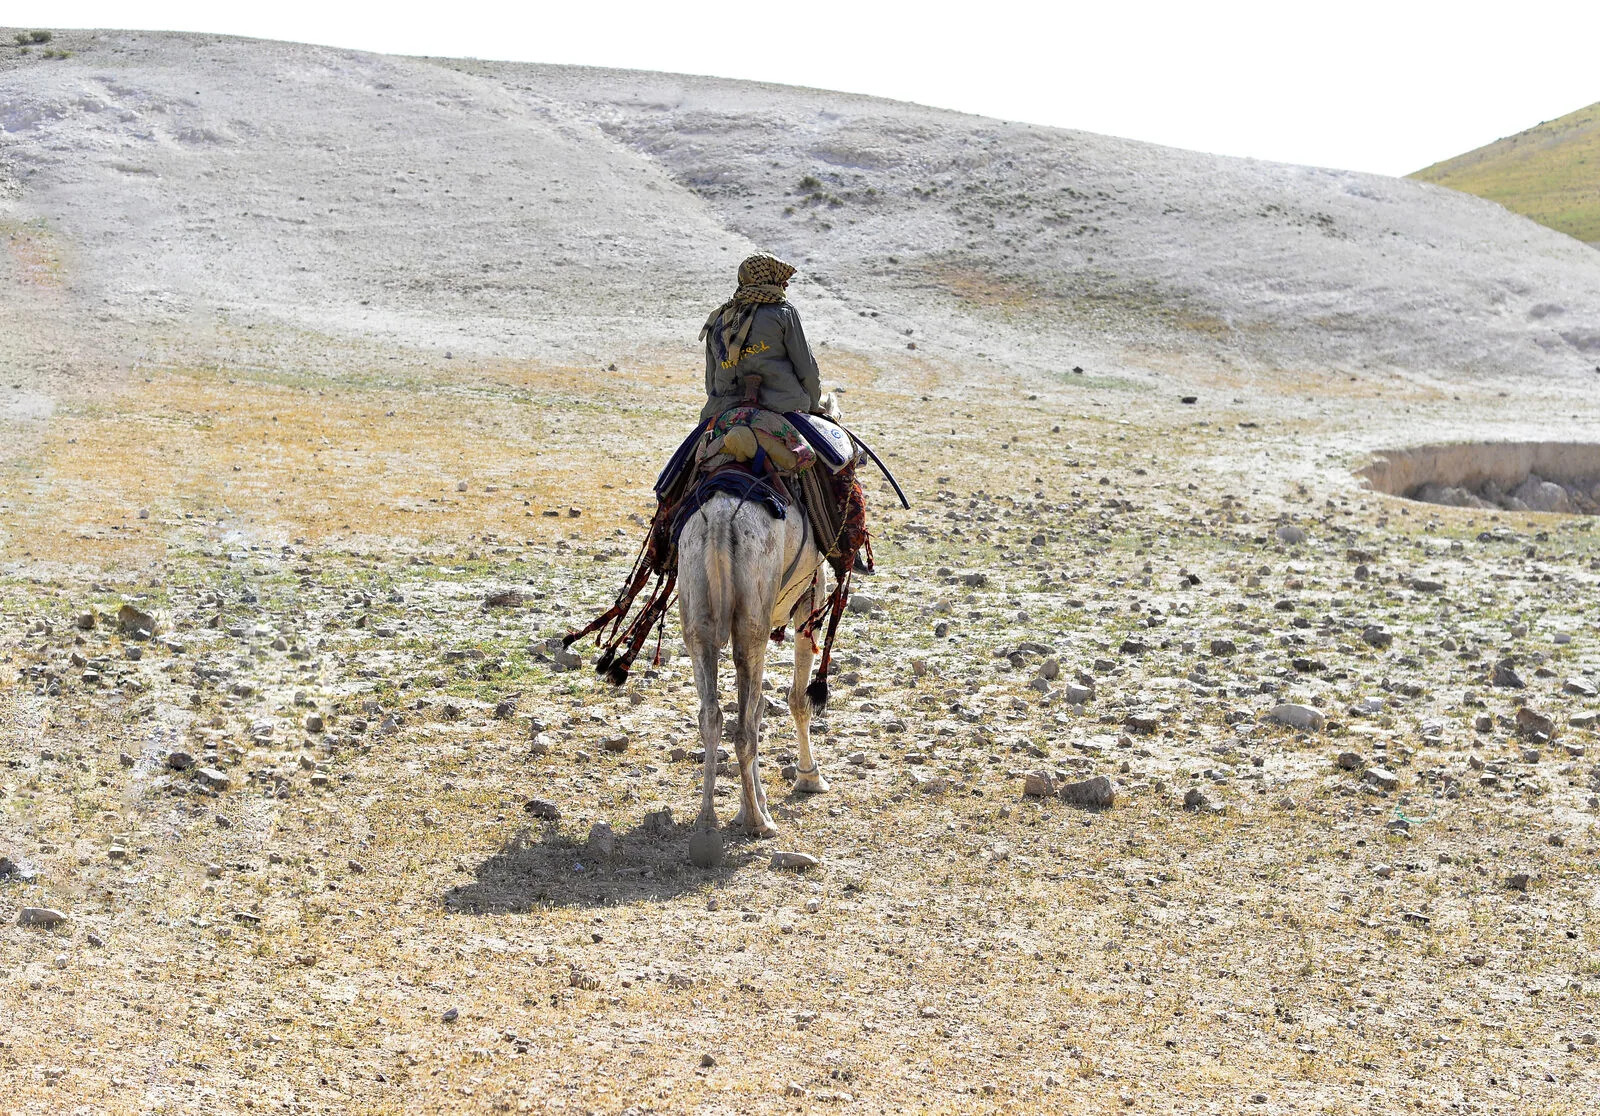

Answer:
[671,469,788,546]
[655,421,709,499]
[784,412,856,471]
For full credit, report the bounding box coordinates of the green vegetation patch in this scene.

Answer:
[1412,101,1600,244]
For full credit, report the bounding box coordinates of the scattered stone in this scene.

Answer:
[1336,751,1363,771]
[642,807,674,836]
[847,594,877,614]
[18,907,65,928]
[1491,660,1526,689]
[1564,677,1599,699]
[304,713,324,733]
[587,822,616,860]
[1022,770,1057,797]
[1373,864,1393,879]
[1515,708,1555,740]
[74,611,96,630]
[1062,684,1094,705]
[1126,711,1160,734]
[600,735,630,753]
[1363,767,1400,792]
[1474,714,1493,733]
[1571,711,1598,729]
[1209,638,1236,656]
[523,798,560,821]
[1183,787,1209,809]
[116,603,158,639]
[1267,704,1325,732]
[1058,774,1115,809]
[1361,626,1393,649]
[442,1007,459,1023]
[1507,872,1532,892]
[770,851,819,871]
[166,751,194,771]
[197,767,230,791]
[1275,525,1306,544]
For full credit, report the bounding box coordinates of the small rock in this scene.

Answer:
[587,822,616,860]
[1564,676,1599,699]
[1058,774,1115,809]
[116,603,158,639]
[1275,525,1307,545]
[1126,709,1164,735]
[1209,638,1236,657]
[74,611,96,630]
[17,907,65,928]
[1491,660,1526,689]
[1473,714,1493,733]
[600,735,630,753]
[1183,787,1209,809]
[1515,707,1555,740]
[119,752,135,768]
[1267,704,1325,732]
[523,798,560,821]
[197,767,230,791]
[847,594,878,614]
[1022,770,1057,797]
[1373,864,1394,879]
[642,806,674,836]
[304,713,324,733]
[701,1053,716,1068]
[442,1007,459,1023]
[1062,684,1094,705]
[1506,872,1532,892]
[1363,767,1400,792]
[166,751,194,771]
[770,851,820,871]
[1361,626,1393,649]
[1336,751,1363,771]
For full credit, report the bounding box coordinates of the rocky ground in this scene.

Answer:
[1,344,1598,1115]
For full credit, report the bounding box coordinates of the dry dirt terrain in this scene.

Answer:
[1,28,1599,1116]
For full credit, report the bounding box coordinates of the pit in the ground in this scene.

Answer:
[1360,442,1600,514]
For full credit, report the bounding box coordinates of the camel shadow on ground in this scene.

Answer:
[444,815,781,913]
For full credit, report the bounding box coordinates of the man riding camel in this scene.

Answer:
[565,250,888,690]
[698,253,822,421]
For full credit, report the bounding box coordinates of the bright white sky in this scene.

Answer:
[16,1,1600,176]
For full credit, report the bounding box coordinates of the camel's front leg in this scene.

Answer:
[730,635,779,837]
[789,625,829,794]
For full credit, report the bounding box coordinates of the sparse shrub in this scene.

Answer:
[13,32,29,45]
[798,174,821,190]
[30,30,52,43]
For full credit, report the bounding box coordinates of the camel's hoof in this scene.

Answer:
[688,830,724,869]
[794,772,830,795]
[747,817,780,839]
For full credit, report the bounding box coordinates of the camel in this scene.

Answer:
[676,488,831,848]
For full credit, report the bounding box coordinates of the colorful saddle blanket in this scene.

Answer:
[669,467,788,546]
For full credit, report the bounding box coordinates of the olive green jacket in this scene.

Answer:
[700,302,821,421]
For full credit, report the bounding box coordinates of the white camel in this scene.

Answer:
[676,489,831,846]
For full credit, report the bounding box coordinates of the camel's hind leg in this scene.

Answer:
[789,613,829,794]
[689,639,723,833]
[727,624,779,838]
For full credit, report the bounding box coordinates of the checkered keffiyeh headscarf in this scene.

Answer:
[699,253,797,368]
